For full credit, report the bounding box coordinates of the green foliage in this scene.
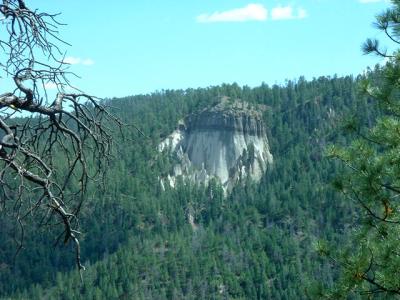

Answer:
[320,1,400,298]
[0,75,370,299]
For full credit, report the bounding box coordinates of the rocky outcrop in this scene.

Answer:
[159,97,273,193]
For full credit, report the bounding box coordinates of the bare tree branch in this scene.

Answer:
[0,0,122,275]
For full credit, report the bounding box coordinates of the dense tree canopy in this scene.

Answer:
[1,2,395,300]
[0,75,369,299]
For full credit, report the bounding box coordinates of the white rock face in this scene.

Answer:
[158,99,273,192]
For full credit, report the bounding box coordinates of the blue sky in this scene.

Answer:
[32,0,391,98]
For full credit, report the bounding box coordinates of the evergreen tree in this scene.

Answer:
[322,1,400,297]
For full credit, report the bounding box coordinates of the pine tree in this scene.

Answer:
[323,0,400,297]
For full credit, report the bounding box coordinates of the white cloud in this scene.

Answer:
[63,56,95,66]
[82,58,95,66]
[63,56,81,65]
[297,8,308,19]
[196,4,307,23]
[271,5,307,20]
[43,82,77,92]
[43,82,58,90]
[196,4,267,23]
[358,0,388,3]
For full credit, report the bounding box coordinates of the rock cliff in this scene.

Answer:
[159,98,273,193]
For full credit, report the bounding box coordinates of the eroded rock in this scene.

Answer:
[159,97,273,193]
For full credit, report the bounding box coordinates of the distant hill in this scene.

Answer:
[1,75,375,299]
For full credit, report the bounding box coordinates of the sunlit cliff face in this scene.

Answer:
[159,98,273,193]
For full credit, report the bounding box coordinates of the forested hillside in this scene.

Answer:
[0,74,378,299]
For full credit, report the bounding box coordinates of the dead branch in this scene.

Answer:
[0,0,122,274]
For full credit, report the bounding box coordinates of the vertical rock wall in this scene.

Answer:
[159,98,273,192]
